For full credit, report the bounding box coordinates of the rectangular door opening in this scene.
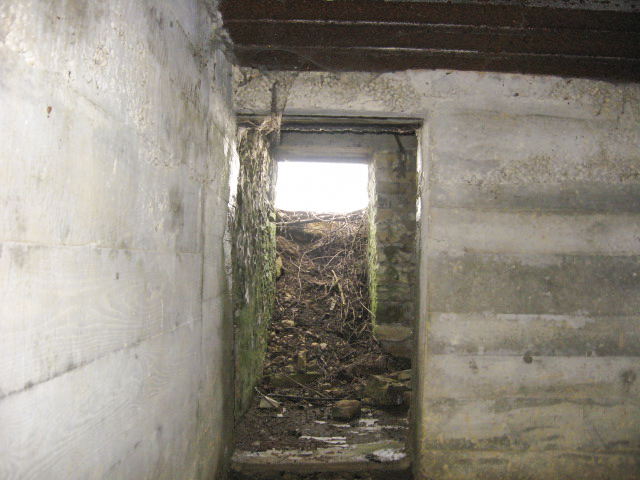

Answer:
[232,123,420,479]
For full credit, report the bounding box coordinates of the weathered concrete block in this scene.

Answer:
[430,183,640,214]
[429,312,640,357]
[418,450,640,480]
[429,208,640,256]
[423,355,640,401]
[429,112,640,187]
[428,252,640,316]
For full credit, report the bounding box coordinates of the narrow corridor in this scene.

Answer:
[232,210,412,479]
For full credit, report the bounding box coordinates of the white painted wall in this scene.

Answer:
[0,1,237,478]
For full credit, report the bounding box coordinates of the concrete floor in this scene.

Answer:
[231,408,411,479]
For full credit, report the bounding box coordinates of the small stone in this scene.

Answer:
[282,319,295,328]
[319,342,327,350]
[365,448,406,463]
[331,400,361,420]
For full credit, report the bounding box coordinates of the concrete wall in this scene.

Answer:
[234,68,640,479]
[0,1,237,478]
[232,125,277,419]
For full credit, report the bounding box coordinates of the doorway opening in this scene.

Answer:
[275,161,369,213]
[231,123,419,479]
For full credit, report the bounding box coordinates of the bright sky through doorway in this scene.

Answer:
[275,162,369,213]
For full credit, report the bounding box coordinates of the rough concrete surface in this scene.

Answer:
[232,126,277,419]
[235,67,640,479]
[1,1,236,478]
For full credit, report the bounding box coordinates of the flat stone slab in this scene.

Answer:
[231,440,410,476]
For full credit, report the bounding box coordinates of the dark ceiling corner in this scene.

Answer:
[220,0,640,81]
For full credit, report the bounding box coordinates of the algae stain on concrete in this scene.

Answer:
[231,125,278,419]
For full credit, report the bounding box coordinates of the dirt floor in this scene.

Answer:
[232,210,411,478]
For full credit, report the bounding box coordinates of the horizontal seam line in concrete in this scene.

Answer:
[427,183,640,188]
[426,354,640,358]
[427,207,640,214]
[424,250,640,257]
[426,249,640,256]
[427,108,621,120]
[0,240,204,257]
[420,394,639,400]
[421,397,640,404]
[425,352,640,358]
[429,312,640,318]
[0,319,199,403]
[420,448,640,454]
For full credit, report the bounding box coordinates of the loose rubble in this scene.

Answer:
[234,210,410,455]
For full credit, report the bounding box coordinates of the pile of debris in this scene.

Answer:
[234,209,410,452]
[265,209,409,405]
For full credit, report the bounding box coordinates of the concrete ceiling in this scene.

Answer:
[219,0,640,81]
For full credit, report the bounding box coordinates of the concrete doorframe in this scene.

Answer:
[273,119,425,469]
